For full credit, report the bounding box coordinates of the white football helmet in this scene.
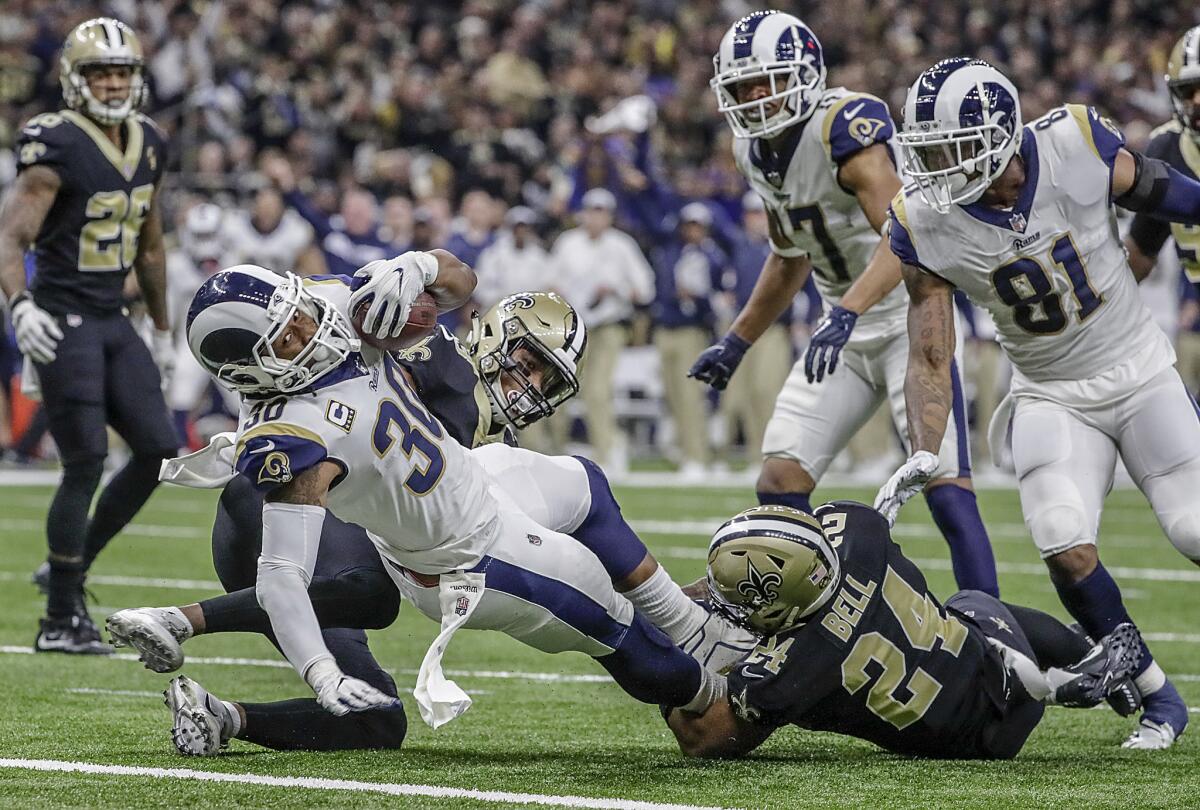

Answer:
[186,265,360,395]
[896,58,1023,213]
[711,10,827,139]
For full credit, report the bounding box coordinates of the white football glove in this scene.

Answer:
[305,657,399,716]
[9,293,63,364]
[349,251,439,340]
[151,328,175,391]
[873,450,939,527]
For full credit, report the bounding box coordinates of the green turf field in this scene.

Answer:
[0,482,1197,809]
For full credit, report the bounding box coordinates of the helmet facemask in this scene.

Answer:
[475,315,579,429]
[1170,78,1200,140]
[66,63,147,126]
[217,274,358,395]
[898,69,1022,215]
[712,59,824,139]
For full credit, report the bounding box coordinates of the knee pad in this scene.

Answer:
[1026,502,1093,558]
[1163,511,1200,561]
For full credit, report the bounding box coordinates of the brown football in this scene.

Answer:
[352,290,439,351]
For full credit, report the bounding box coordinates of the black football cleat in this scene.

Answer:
[1067,621,1141,715]
[35,613,113,655]
[1054,623,1143,708]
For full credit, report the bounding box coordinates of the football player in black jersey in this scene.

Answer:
[1127,27,1200,287]
[0,18,178,654]
[666,504,1144,759]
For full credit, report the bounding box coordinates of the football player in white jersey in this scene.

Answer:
[689,10,998,596]
[876,57,1200,749]
[174,258,728,734]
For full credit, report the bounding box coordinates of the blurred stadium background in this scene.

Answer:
[0,0,1194,482]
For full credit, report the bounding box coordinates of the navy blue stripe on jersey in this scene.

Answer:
[1083,107,1126,169]
[828,96,895,166]
[469,555,630,650]
[198,326,260,370]
[961,131,1039,232]
[913,58,975,123]
[950,359,971,477]
[236,433,329,493]
[887,201,929,271]
[732,11,772,60]
[188,270,277,331]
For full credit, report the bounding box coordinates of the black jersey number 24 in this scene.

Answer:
[840,565,967,730]
[79,184,154,272]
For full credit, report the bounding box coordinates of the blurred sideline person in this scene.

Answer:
[718,193,792,463]
[0,18,178,654]
[551,187,654,471]
[666,504,1143,760]
[651,202,727,476]
[222,185,325,277]
[262,154,393,275]
[690,11,998,596]
[878,57,1200,748]
[165,202,238,445]
[474,206,552,309]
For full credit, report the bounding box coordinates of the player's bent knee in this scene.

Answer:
[1027,503,1093,560]
[1044,544,1099,585]
[756,456,814,495]
[1163,511,1200,563]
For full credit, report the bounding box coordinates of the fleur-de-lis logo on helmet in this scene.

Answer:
[736,558,783,607]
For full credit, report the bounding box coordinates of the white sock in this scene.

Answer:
[623,566,707,644]
[1135,661,1166,695]
[219,700,241,738]
[681,665,728,713]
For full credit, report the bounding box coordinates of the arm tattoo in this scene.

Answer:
[265,461,336,506]
[902,265,954,455]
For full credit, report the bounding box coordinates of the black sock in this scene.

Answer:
[1002,602,1090,668]
[83,454,165,568]
[199,570,400,636]
[46,459,104,618]
[239,700,407,751]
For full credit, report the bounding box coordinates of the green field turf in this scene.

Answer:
[0,482,1197,809]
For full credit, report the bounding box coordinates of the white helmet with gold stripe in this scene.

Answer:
[706,505,840,635]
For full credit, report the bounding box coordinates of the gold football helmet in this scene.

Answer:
[707,506,840,635]
[60,17,147,126]
[468,292,586,428]
[1168,26,1200,137]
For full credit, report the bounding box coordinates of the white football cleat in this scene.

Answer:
[165,676,232,756]
[1122,719,1179,750]
[106,607,192,673]
[682,606,758,674]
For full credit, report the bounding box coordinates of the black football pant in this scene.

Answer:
[202,476,406,750]
[35,312,176,618]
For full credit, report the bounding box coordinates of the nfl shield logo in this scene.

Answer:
[1009,212,1027,232]
[455,595,470,616]
[527,534,542,546]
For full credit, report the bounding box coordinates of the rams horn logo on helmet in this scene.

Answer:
[736,558,783,607]
[257,451,293,485]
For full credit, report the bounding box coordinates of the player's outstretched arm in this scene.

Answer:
[805,144,905,383]
[1112,147,1200,226]
[425,247,478,311]
[0,165,59,302]
[666,698,772,759]
[258,460,399,715]
[133,185,169,331]
[689,214,812,390]
[874,265,954,524]
[350,249,477,340]
[902,264,955,456]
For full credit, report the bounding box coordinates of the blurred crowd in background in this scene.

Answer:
[0,0,1196,478]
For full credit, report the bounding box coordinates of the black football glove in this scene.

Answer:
[804,305,858,383]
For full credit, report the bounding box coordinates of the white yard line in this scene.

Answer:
[0,646,612,683]
[0,571,221,590]
[0,759,729,810]
[0,518,208,539]
[65,687,162,698]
